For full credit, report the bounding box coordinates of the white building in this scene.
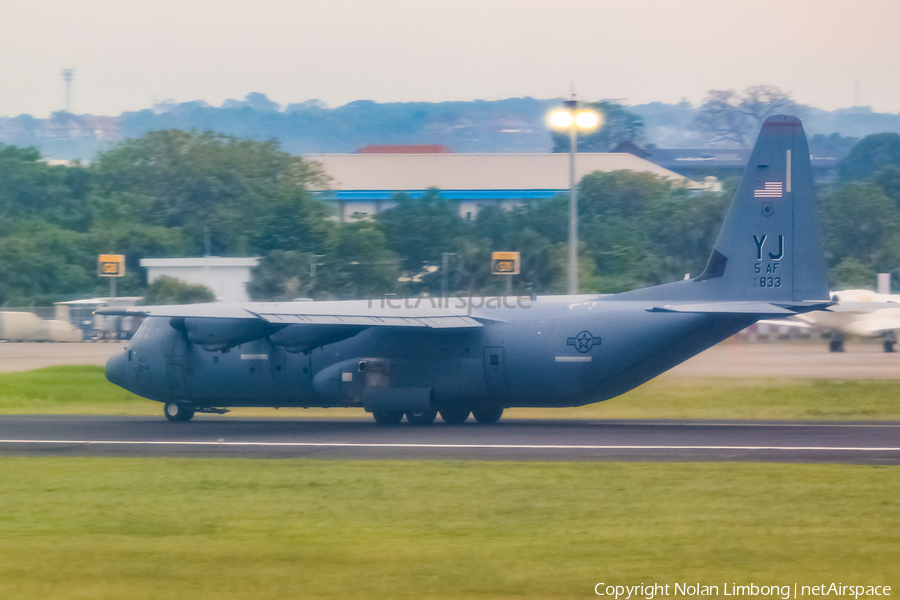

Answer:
[140,257,260,303]
[305,152,700,221]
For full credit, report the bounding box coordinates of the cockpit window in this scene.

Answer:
[131,317,163,342]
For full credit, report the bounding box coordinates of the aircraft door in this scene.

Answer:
[483,347,507,395]
[270,349,287,383]
[166,364,188,400]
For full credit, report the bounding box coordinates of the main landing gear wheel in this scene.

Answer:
[164,402,195,422]
[372,411,404,425]
[405,409,437,425]
[439,406,470,424]
[472,406,504,424]
[828,330,845,353]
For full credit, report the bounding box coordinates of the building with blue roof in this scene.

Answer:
[305,152,703,221]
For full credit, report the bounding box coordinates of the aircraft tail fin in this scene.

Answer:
[615,115,830,306]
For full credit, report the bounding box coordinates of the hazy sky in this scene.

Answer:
[2,0,898,117]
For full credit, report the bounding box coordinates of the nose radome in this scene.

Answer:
[105,350,129,388]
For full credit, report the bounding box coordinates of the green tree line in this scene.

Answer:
[0,129,898,305]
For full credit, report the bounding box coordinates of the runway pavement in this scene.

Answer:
[1,415,898,464]
[2,341,898,465]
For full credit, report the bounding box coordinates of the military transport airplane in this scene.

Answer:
[103,115,832,424]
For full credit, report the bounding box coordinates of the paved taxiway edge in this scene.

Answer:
[2,416,899,464]
[4,439,900,452]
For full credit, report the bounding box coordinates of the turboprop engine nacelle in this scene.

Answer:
[268,324,366,353]
[172,317,270,351]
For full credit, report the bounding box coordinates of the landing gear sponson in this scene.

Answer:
[163,403,229,421]
[160,402,499,424]
[370,406,503,425]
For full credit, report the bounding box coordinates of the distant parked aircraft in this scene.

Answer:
[763,289,900,352]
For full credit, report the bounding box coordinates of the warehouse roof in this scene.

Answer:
[305,152,688,192]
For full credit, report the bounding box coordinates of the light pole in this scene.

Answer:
[549,100,600,295]
[441,252,456,307]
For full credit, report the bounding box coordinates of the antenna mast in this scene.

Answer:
[62,68,74,112]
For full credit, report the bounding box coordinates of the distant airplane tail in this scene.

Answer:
[614,115,831,311]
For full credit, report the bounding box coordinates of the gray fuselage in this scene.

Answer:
[106,298,753,411]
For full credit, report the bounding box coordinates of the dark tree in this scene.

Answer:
[578,170,671,219]
[0,144,95,231]
[376,188,465,278]
[808,133,858,159]
[247,250,318,301]
[92,130,329,255]
[821,182,900,276]
[839,133,900,181]
[692,86,802,148]
[144,276,216,304]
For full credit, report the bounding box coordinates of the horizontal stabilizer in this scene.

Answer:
[649,301,833,315]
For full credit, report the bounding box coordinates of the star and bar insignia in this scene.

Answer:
[566,331,601,353]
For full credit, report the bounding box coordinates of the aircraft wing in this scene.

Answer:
[96,300,488,328]
[824,301,900,313]
[96,300,492,351]
[98,303,262,319]
[756,314,900,334]
[795,312,900,337]
[757,318,812,329]
[838,316,900,336]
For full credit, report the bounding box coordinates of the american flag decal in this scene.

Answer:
[754,182,783,198]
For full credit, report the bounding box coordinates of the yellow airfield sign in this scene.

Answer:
[491,251,520,275]
[98,254,125,277]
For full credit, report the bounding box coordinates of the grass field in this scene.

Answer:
[0,458,896,599]
[1,367,898,598]
[1,365,899,421]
